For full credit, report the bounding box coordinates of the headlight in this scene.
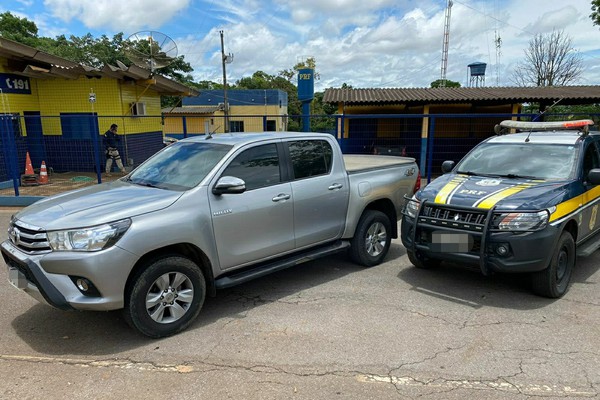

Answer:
[492,210,550,231]
[48,219,131,251]
[404,195,421,218]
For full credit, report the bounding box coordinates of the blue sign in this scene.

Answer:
[297,68,314,102]
[0,73,31,94]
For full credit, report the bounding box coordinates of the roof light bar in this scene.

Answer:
[497,119,594,132]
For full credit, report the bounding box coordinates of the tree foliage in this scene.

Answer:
[591,0,600,26]
[231,58,335,131]
[512,29,583,87]
[430,79,461,88]
[0,12,38,46]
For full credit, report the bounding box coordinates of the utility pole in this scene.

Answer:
[219,30,233,133]
[440,0,453,87]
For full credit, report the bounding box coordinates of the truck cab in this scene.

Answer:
[401,119,600,298]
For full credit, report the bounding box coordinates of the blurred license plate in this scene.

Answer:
[431,231,473,253]
[8,266,27,289]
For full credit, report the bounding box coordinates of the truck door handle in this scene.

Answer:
[272,193,291,202]
[328,183,343,190]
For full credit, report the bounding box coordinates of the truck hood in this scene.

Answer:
[419,173,570,210]
[15,180,183,230]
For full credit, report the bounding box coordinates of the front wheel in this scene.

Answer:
[350,210,392,267]
[531,231,575,298]
[124,256,206,338]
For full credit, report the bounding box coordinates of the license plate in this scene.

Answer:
[8,265,28,290]
[431,231,473,253]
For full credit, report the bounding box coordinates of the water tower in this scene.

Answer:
[467,62,486,87]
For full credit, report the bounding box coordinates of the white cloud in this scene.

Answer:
[13,0,600,89]
[43,0,191,33]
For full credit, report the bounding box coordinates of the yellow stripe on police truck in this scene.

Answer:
[434,176,468,204]
[475,183,537,209]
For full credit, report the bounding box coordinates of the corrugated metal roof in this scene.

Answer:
[0,37,198,96]
[323,86,600,105]
[161,106,219,114]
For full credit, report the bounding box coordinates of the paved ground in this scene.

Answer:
[0,172,125,197]
[0,208,598,399]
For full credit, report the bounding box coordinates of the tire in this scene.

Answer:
[124,256,206,338]
[531,231,575,298]
[350,210,392,267]
[407,250,441,269]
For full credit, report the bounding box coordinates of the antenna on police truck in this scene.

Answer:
[525,98,563,142]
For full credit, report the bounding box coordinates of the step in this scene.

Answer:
[215,240,350,289]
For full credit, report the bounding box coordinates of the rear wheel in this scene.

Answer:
[124,256,206,338]
[350,210,392,267]
[407,250,441,269]
[531,231,574,298]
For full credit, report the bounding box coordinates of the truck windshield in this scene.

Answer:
[456,143,578,180]
[126,142,232,191]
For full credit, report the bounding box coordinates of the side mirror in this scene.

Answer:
[441,160,455,174]
[212,176,246,195]
[587,169,600,185]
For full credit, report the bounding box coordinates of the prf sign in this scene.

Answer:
[297,68,314,102]
[0,73,31,94]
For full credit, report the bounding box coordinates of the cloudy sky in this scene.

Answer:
[5,0,600,91]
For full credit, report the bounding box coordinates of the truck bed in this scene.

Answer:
[343,154,416,173]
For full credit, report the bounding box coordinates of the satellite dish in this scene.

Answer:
[123,31,178,74]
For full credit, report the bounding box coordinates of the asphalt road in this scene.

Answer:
[0,208,598,399]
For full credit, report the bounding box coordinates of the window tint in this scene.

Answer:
[288,140,333,180]
[583,143,600,179]
[222,144,281,190]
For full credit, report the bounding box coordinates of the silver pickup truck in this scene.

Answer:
[2,132,418,337]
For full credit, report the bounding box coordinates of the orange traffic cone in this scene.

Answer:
[38,161,49,184]
[24,152,34,175]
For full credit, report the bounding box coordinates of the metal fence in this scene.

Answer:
[1,112,598,201]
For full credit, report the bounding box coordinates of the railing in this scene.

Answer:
[1,112,598,202]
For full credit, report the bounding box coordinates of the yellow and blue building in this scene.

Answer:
[0,36,198,183]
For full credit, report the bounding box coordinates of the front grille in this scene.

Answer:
[8,220,51,253]
[419,204,488,232]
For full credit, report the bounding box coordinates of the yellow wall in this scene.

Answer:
[0,56,163,137]
[163,103,288,134]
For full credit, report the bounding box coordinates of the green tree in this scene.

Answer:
[279,57,321,81]
[430,79,461,88]
[0,12,39,46]
[591,0,600,26]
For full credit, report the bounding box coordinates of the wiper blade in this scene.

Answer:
[456,170,496,177]
[127,179,161,189]
[497,174,538,179]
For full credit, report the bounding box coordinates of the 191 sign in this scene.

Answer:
[0,73,31,94]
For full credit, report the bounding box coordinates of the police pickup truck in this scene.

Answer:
[2,132,418,338]
[401,119,600,298]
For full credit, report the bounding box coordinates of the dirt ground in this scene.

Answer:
[0,171,125,198]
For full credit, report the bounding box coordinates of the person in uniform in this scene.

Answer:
[103,124,126,176]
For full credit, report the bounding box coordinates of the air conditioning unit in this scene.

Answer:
[131,102,147,116]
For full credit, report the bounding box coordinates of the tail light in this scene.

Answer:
[413,172,421,193]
